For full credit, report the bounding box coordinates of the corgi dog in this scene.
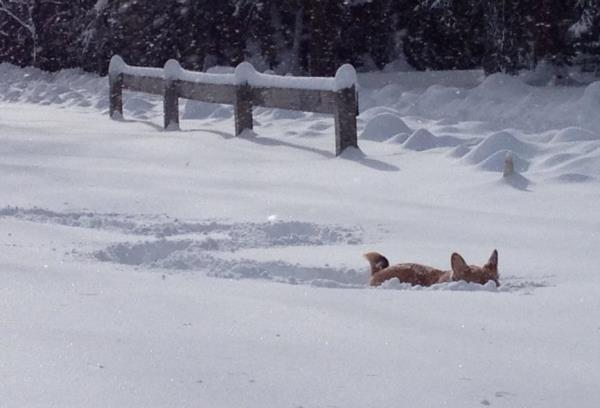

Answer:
[364,250,499,287]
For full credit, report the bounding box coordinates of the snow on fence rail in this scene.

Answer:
[108,55,359,155]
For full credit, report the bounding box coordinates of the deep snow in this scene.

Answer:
[1,63,599,407]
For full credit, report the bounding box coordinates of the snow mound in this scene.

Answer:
[209,106,234,119]
[415,85,463,113]
[579,81,600,107]
[123,96,154,116]
[548,173,595,183]
[358,106,401,121]
[371,84,404,106]
[360,113,411,142]
[552,127,599,143]
[269,108,307,120]
[234,61,258,85]
[164,59,183,80]
[183,100,219,120]
[554,153,600,176]
[464,131,537,165]
[471,73,531,100]
[477,150,529,173]
[540,153,582,169]
[447,144,472,158]
[386,133,410,144]
[401,128,463,150]
[334,64,358,91]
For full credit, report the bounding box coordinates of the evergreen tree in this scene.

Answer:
[339,0,396,70]
[305,0,343,76]
[404,0,485,70]
[0,0,596,77]
[570,0,600,67]
[482,0,536,74]
[532,0,577,68]
[0,0,37,66]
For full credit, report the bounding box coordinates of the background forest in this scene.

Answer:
[0,0,599,76]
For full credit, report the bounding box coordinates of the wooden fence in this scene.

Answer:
[108,56,359,156]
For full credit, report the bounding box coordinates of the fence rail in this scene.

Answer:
[108,56,359,155]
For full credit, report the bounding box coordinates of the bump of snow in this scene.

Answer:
[358,106,401,121]
[447,144,471,158]
[334,64,357,91]
[164,59,183,80]
[269,109,306,120]
[464,131,537,165]
[581,81,600,106]
[400,128,463,150]
[539,153,578,168]
[209,106,233,120]
[234,62,258,86]
[477,150,529,173]
[123,96,154,116]
[360,113,411,142]
[548,173,595,183]
[415,85,463,113]
[386,132,411,144]
[108,55,126,75]
[471,73,531,100]
[182,100,219,120]
[552,127,599,143]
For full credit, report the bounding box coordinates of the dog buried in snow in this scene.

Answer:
[364,250,499,287]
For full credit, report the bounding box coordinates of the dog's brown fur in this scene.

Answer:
[364,250,499,287]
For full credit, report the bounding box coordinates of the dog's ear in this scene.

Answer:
[486,249,498,270]
[363,252,389,275]
[451,252,469,278]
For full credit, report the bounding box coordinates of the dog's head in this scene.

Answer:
[363,252,390,275]
[450,250,499,285]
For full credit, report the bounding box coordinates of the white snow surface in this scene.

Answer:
[1,63,600,407]
[109,56,357,91]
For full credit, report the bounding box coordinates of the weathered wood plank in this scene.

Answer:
[177,82,236,105]
[122,74,164,95]
[334,86,358,155]
[250,87,336,114]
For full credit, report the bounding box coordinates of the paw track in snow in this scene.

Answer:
[0,207,361,246]
[0,207,365,287]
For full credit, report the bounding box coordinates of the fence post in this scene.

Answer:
[108,55,126,120]
[234,84,253,136]
[163,59,181,131]
[334,85,358,155]
[163,81,180,130]
[109,73,124,120]
[333,64,358,156]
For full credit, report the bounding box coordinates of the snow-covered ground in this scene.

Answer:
[1,63,599,407]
